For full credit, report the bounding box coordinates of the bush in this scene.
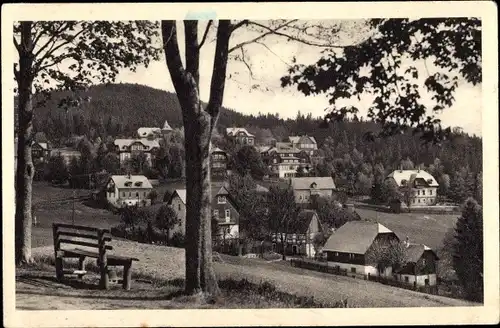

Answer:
[170,231,185,248]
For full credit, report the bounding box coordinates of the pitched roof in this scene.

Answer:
[114,138,160,150]
[137,127,161,138]
[405,243,439,262]
[275,142,301,153]
[170,189,187,205]
[323,221,395,254]
[162,120,172,131]
[35,142,49,150]
[387,169,439,187]
[226,127,255,137]
[216,186,230,196]
[290,177,336,190]
[289,135,317,145]
[110,175,153,189]
[292,209,321,233]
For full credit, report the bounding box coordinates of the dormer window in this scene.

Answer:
[218,196,226,204]
[310,182,317,189]
[401,179,407,186]
[124,181,132,187]
[134,181,143,187]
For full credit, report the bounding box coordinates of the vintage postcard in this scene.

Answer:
[2,1,499,327]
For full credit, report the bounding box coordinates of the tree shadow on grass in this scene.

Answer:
[16,273,187,302]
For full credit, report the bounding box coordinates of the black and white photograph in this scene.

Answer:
[3,2,499,327]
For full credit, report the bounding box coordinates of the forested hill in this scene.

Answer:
[25,83,252,137]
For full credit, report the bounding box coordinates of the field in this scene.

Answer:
[354,207,458,251]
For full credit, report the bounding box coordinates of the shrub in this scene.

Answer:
[170,231,185,248]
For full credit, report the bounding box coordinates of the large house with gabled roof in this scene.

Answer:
[290,177,336,204]
[114,138,160,166]
[105,174,153,208]
[386,169,439,206]
[262,142,312,178]
[323,221,400,278]
[226,127,255,146]
[289,135,318,156]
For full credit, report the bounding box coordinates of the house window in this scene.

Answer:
[178,203,181,211]
[418,199,420,203]
[417,190,420,195]
[425,278,429,286]
[422,259,426,266]
[405,276,409,283]
[122,192,125,197]
[335,252,339,257]
[429,190,433,195]
[136,192,139,197]
[351,268,356,273]
[422,190,426,196]
[213,209,219,217]
[225,209,230,222]
[218,196,226,204]
[129,192,132,197]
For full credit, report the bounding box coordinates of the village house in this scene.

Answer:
[395,241,440,287]
[210,146,228,178]
[49,147,82,165]
[167,189,187,239]
[271,209,324,258]
[226,127,255,146]
[114,138,160,166]
[289,135,318,156]
[262,142,312,178]
[31,142,50,163]
[104,174,153,208]
[290,177,336,204]
[212,186,240,241]
[322,221,400,278]
[386,169,439,206]
[137,120,173,139]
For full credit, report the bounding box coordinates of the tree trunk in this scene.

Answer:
[15,21,35,266]
[184,110,219,295]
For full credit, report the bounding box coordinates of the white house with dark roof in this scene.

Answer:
[290,177,336,203]
[114,138,160,165]
[323,221,400,278]
[105,174,153,208]
[167,189,187,238]
[263,143,312,178]
[226,127,255,145]
[386,169,439,206]
[288,135,318,156]
[395,242,439,287]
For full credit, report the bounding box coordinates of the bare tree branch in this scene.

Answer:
[184,20,200,86]
[161,21,188,96]
[205,20,232,120]
[33,22,70,59]
[229,20,298,54]
[240,47,254,79]
[231,19,249,32]
[255,41,292,67]
[198,20,213,50]
[245,20,349,49]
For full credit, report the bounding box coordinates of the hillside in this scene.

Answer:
[22,83,253,136]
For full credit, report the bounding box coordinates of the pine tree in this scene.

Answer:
[453,198,483,302]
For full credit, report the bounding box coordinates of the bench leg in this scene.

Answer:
[78,256,86,279]
[100,262,109,290]
[55,257,64,281]
[123,261,133,290]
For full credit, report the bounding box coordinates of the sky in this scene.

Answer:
[14,20,483,136]
[114,20,482,136]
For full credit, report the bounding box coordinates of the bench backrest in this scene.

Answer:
[52,223,113,253]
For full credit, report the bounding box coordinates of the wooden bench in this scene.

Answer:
[52,223,139,290]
